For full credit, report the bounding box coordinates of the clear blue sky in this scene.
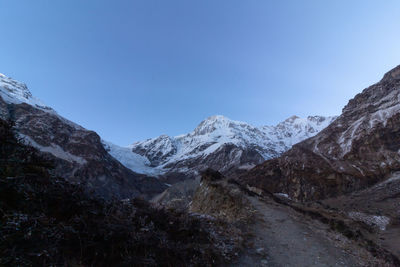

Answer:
[1,0,400,145]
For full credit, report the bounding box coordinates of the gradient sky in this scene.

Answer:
[1,0,400,145]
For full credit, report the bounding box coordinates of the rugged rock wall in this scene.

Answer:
[239,65,400,201]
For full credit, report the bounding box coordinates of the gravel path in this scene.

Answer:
[232,196,364,267]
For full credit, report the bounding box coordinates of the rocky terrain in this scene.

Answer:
[190,169,255,224]
[0,74,167,199]
[240,65,400,201]
[0,119,241,266]
[319,172,400,260]
[237,65,400,263]
[189,170,397,266]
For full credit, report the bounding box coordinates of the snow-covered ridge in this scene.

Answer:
[106,114,337,175]
[0,73,51,111]
[0,73,84,131]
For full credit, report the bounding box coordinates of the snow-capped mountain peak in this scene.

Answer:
[193,115,242,136]
[283,115,300,122]
[0,73,50,111]
[107,114,337,178]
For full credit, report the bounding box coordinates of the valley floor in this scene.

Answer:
[232,195,390,267]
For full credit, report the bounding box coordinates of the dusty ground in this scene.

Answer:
[232,195,393,267]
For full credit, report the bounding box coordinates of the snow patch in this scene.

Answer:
[238,163,256,170]
[369,103,400,128]
[274,193,291,199]
[338,117,364,155]
[348,212,390,231]
[22,135,87,165]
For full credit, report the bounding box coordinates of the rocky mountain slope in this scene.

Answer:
[0,119,240,266]
[239,64,400,202]
[0,73,167,199]
[107,114,336,182]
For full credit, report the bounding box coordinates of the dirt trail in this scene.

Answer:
[232,196,373,267]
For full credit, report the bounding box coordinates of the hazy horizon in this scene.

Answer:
[1,0,400,145]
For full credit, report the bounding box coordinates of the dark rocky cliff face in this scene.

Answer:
[0,97,167,200]
[239,65,400,201]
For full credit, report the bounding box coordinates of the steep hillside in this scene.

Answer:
[0,119,240,266]
[239,65,400,201]
[0,73,166,199]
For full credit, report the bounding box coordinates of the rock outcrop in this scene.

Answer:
[190,169,255,224]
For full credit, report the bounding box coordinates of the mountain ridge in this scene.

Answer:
[239,64,400,201]
[0,73,167,199]
[106,114,337,180]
